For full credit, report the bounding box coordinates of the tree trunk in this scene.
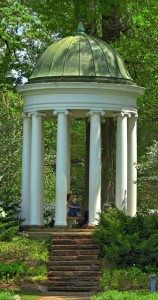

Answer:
[101,4,122,42]
[73,1,122,210]
[101,119,115,209]
[100,5,122,209]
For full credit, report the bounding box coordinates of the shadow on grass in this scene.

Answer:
[18,290,42,299]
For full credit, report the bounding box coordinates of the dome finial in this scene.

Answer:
[76,22,86,35]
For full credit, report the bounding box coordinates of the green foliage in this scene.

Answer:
[0,261,25,282]
[0,0,157,209]
[100,267,149,290]
[0,91,22,203]
[0,90,57,206]
[20,294,39,300]
[0,291,14,300]
[92,291,158,300]
[93,209,131,264]
[0,0,52,87]
[138,141,158,209]
[71,119,86,201]
[43,204,55,227]
[44,118,57,204]
[93,208,158,271]
[0,290,40,300]
[24,265,47,282]
[110,1,158,207]
[0,225,18,241]
[0,237,48,282]
[0,200,21,241]
[0,236,48,263]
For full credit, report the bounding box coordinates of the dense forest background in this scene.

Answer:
[0,0,157,211]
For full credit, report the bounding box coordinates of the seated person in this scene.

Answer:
[67,193,82,217]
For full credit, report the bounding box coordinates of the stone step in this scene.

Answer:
[51,244,99,250]
[46,278,99,285]
[51,233,93,238]
[51,238,94,245]
[50,249,99,256]
[49,255,98,261]
[46,270,100,276]
[47,231,100,292]
[47,260,100,266]
[47,274,100,285]
[46,285,98,292]
[48,265,100,271]
[46,280,98,286]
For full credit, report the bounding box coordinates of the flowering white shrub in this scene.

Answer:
[0,207,6,218]
[43,203,55,226]
[13,295,21,300]
[138,140,158,209]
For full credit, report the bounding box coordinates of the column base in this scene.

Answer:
[88,222,98,227]
[20,221,30,226]
[53,225,68,230]
[20,225,45,231]
[86,225,97,229]
[54,222,67,226]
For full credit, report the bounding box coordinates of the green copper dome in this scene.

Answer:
[29,24,133,85]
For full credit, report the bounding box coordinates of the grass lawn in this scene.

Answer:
[20,295,39,300]
[0,289,41,300]
[18,291,41,300]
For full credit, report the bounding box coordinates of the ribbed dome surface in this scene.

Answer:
[29,27,133,84]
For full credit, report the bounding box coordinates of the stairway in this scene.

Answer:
[46,230,101,292]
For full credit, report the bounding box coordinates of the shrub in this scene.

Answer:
[43,203,55,227]
[0,261,25,281]
[0,237,48,263]
[92,208,158,272]
[0,291,14,300]
[0,236,48,283]
[91,290,158,300]
[99,267,149,290]
[0,200,21,241]
[25,265,47,281]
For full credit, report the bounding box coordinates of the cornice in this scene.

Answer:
[17,84,144,98]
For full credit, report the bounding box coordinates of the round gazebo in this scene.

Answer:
[17,23,144,227]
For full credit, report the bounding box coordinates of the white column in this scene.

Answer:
[127,114,138,216]
[88,110,104,226]
[40,117,45,221]
[115,113,128,212]
[53,110,68,226]
[30,112,45,226]
[67,117,71,193]
[21,113,32,225]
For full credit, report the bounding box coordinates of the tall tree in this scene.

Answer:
[0,0,157,208]
[0,91,22,202]
[0,0,51,87]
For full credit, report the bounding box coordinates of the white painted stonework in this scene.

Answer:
[17,81,144,227]
[29,112,45,226]
[127,115,138,216]
[21,114,31,225]
[53,110,68,226]
[18,82,144,115]
[115,113,128,212]
[88,111,104,226]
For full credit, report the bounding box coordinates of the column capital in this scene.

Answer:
[87,110,105,117]
[28,111,46,117]
[53,109,70,116]
[113,111,131,119]
[23,112,30,118]
[130,113,138,119]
